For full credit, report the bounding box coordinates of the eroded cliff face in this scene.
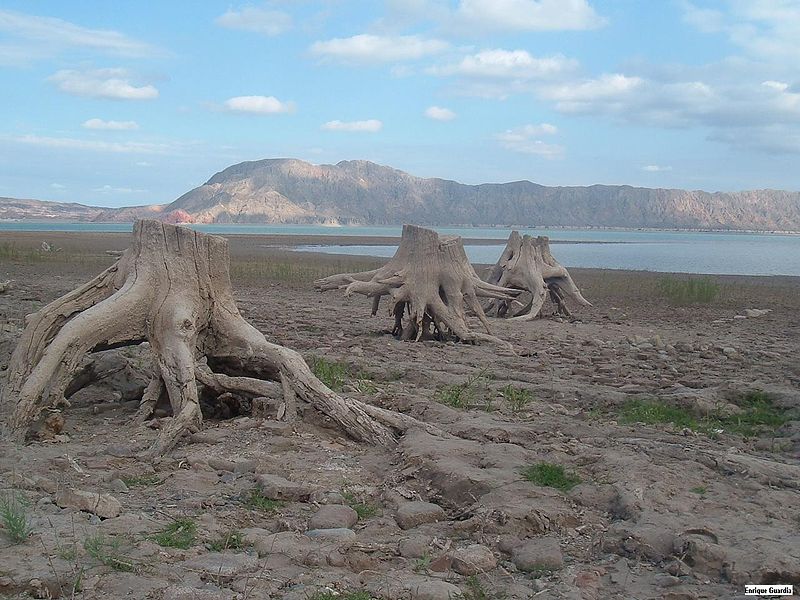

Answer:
[4,159,800,230]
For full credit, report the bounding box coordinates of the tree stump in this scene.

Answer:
[0,220,431,455]
[315,224,519,347]
[484,231,591,320]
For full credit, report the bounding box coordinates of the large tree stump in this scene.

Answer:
[0,220,427,455]
[315,224,519,347]
[484,231,591,320]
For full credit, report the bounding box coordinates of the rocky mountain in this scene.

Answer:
[3,159,800,230]
[0,197,104,221]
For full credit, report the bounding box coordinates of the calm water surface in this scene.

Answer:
[1,222,798,276]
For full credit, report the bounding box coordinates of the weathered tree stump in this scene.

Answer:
[0,220,431,455]
[315,224,519,347]
[484,231,590,320]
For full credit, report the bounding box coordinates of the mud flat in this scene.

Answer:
[1,231,799,599]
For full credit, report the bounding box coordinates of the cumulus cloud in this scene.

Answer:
[452,0,606,32]
[496,123,563,158]
[682,0,800,62]
[310,34,448,64]
[223,95,295,114]
[49,69,158,100]
[5,134,176,154]
[82,118,139,130]
[93,184,147,194]
[424,106,456,120]
[321,119,383,132]
[215,6,292,36]
[642,165,673,172]
[50,183,66,190]
[430,49,577,80]
[0,8,162,61]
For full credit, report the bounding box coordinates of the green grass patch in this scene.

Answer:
[307,591,372,600]
[120,474,161,488]
[342,491,380,520]
[208,529,246,552]
[83,534,138,572]
[151,517,197,549]
[310,356,350,392]
[522,462,581,492]
[435,369,490,409]
[459,575,505,600]
[0,491,31,544]
[658,276,723,305]
[618,392,796,438]
[690,486,707,495]
[502,384,534,413]
[246,490,285,513]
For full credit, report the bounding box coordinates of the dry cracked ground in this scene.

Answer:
[1,240,799,600]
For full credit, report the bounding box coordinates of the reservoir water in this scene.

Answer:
[1,222,798,276]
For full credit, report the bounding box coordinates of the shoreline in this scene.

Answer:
[1,220,799,236]
[1,230,799,282]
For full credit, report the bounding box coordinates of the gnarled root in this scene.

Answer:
[1,220,437,456]
[484,231,590,321]
[316,224,519,349]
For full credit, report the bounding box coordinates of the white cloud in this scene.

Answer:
[215,6,292,36]
[310,34,448,64]
[5,134,176,154]
[0,9,162,60]
[425,106,456,120]
[452,0,606,32]
[135,161,151,167]
[82,118,139,131]
[50,183,66,189]
[538,74,644,112]
[683,0,800,62]
[93,184,147,194]
[642,165,673,172]
[430,49,577,80]
[223,95,295,114]
[322,119,383,132]
[496,123,563,158]
[49,69,158,100]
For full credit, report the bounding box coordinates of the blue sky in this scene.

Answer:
[1,0,799,208]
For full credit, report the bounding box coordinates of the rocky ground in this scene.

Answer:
[1,233,799,600]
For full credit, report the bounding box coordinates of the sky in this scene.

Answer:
[1,0,800,208]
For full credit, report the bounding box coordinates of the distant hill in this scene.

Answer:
[3,159,800,231]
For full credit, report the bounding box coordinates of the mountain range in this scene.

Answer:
[3,158,800,231]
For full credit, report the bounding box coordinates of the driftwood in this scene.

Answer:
[315,224,519,348]
[484,231,590,320]
[0,220,438,456]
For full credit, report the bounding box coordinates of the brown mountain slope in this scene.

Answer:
[3,159,800,230]
[158,158,800,230]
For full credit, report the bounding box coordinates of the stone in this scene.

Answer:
[306,528,357,541]
[54,489,122,519]
[162,586,237,600]
[399,536,432,558]
[409,580,463,600]
[449,544,497,575]
[256,473,319,501]
[744,308,771,317]
[395,501,446,530]
[179,552,258,581]
[512,537,564,572]
[308,504,358,530]
[244,530,326,566]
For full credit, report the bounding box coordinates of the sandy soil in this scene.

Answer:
[1,231,799,600]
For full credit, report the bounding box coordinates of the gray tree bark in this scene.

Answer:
[484,231,591,320]
[0,220,432,455]
[316,224,519,348]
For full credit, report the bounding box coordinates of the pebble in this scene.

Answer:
[395,501,446,530]
[256,473,319,501]
[449,544,497,575]
[306,528,357,541]
[512,537,564,571]
[308,504,358,530]
[409,581,464,600]
[54,488,122,519]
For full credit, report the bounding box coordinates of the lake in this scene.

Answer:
[1,222,798,276]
